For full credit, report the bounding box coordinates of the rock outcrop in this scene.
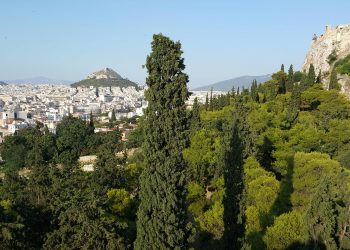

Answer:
[87,68,123,80]
[302,24,350,74]
[71,68,139,88]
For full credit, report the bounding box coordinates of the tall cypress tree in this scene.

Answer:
[209,87,213,111]
[135,34,190,250]
[281,64,285,72]
[316,70,322,83]
[286,64,294,92]
[191,97,200,132]
[250,79,257,100]
[110,109,116,122]
[307,64,316,87]
[205,93,209,111]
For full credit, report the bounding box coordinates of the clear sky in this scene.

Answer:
[0,0,349,88]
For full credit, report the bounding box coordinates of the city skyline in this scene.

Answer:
[1,0,350,88]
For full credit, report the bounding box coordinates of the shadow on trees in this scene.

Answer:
[222,121,245,249]
[286,240,326,250]
[270,155,294,217]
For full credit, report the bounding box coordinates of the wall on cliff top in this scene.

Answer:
[302,24,350,74]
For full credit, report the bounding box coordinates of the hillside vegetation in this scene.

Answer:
[71,78,139,88]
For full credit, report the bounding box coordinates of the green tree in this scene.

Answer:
[263,211,308,249]
[209,87,213,111]
[286,64,294,92]
[55,115,92,166]
[305,179,337,249]
[316,70,322,83]
[134,34,190,249]
[183,129,222,184]
[329,67,340,90]
[205,93,209,111]
[110,109,117,122]
[190,97,201,132]
[306,64,316,87]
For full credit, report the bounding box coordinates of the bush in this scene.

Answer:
[335,54,350,75]
[327,49,338,65]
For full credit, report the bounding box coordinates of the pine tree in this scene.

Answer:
[286,64,294,92]
[329,68,340,90]
[135,34,190,250]
[237,87,240,96]
[286,84,301,125]
[281,64,285,72]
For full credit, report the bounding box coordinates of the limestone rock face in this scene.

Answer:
[302,24,350,74]
[87,68,123,80]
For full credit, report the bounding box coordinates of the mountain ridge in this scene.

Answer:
[192,74,272,91]
[4,76,72,85]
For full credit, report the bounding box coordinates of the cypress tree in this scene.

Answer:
[209,87,213,111]
[231,86,236,97]
[110,109,116,122]
[316,70,322,83]
[278,76,286,94]
[89,111,94,129]
[286,64,294,92]
[329,68,340,90]
[205,93,209,111]
[135,34,190,250]
[88,111,95,134]
[250,79,257,100]
[281,64,285,72]
[191,97,200,131]
[307,64,316,87]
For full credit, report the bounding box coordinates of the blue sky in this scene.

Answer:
[0,0,349,88]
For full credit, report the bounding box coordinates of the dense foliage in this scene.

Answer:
[134,34,190,250]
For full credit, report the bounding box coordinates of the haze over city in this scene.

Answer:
[1,0,350,88]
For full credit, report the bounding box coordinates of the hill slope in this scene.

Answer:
[193,74,272,91]
[71,68,138,88]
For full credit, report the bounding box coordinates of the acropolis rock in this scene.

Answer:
[302,24,350,74]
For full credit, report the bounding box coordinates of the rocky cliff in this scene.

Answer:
[87,68,123,80]
[302,24,350,97]
[302,24,350,74]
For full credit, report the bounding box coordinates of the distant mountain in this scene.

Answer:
[0,81,8,86]
[193,74,272,91]
[72,68,139,89]
[5,76,72,85]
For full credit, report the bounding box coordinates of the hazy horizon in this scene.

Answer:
[1,0,349,88]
